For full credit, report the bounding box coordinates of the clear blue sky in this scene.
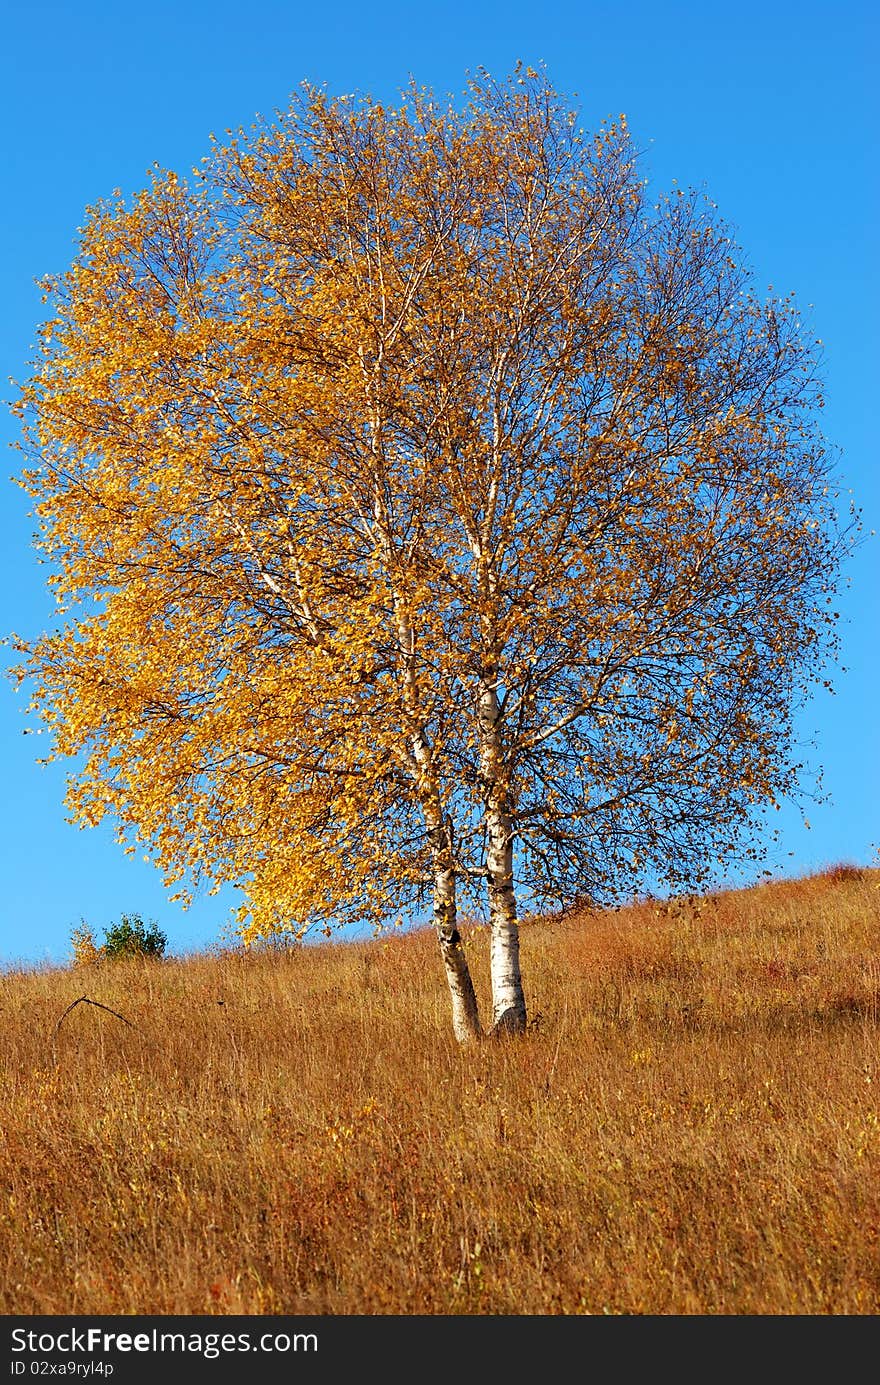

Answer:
[1,0,877,967]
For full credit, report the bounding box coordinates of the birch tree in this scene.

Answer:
[13,67,849,1040]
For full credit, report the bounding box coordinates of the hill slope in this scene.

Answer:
[1,866,878,1313]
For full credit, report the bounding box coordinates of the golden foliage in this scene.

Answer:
[70,923,103,968]
[11,70,851,997]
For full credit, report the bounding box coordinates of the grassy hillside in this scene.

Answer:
[1,866,878,1314]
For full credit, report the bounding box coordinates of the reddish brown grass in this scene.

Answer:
[1,866,878,1314]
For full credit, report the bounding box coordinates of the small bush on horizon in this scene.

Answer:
[71,913,167,964]
[102,913,167,960]
[70,921,102,967]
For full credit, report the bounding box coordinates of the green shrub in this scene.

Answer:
[102,913,167,960]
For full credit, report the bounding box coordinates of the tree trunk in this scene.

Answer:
[485,795,526,1033]
[479,681,527,1035]
[388,592,482,1042]
[432,854,482,1043]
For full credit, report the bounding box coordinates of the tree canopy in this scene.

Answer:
[13,67,851,1039]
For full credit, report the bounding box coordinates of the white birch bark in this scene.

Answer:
[397,602,481,1042]
[472,387,527,1035]
[478,679,527,1034]
[358,363,481,1041]
[429,822,482,1043]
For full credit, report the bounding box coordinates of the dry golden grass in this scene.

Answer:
[1,865,878,1315]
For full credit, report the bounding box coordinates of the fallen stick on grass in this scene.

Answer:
[49,994,141,1060]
